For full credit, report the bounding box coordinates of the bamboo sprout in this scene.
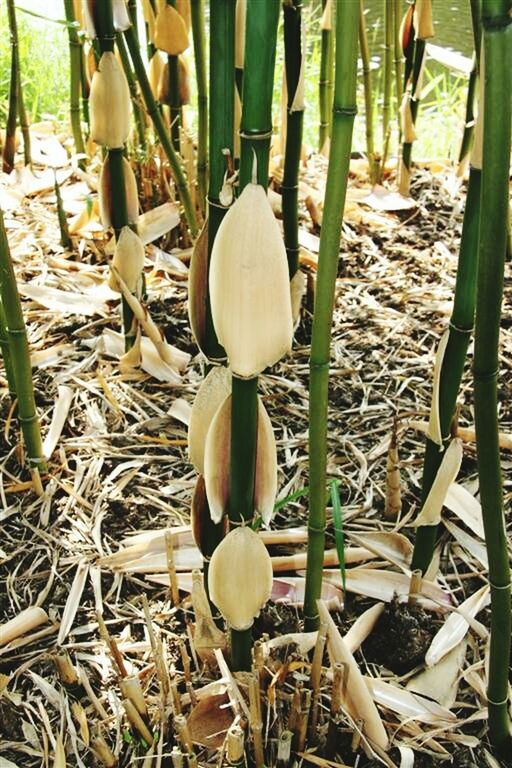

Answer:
[303,0,359,631]
[473,0,511,751]
[0,209,47,484]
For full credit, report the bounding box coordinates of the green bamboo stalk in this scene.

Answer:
[303,0,359,632]
[116,31,147,150]
[0,298,17,400]
[0,208,46,480]
[79,40,90,132]
[473,0,511,751]
[457,61,478,170]
[64,0,86,166]
[230,0,280,671]
[123,24,198,236]
[411,165,481,573]
[393,0,403,111]
[318,0,333,151]
[381,0,393,175]
[458,0,481,170]
[282,0,304,278]
[3,0,20,174]
[358,0,377,183]
[191,0,208,216]
[205,0,235,361]
[17,69,31,168]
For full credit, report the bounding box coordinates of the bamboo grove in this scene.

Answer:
[0,0,511,759]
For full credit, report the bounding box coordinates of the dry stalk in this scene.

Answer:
[276,730,293,768]
[326,662,344,757]
[96,612,127,679]
[165,529,181,605]
[54,652,79,685]
[248,672,264,768]
[90,733,117,767]
[309,621,327,740]
[119,675,147,717]
[174,713,194,752]
[408,569,423,607]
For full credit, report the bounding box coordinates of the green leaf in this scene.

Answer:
[330,480,345,592]
[273,485,310,511]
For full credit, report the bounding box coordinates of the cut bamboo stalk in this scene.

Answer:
[120,675,148,717]
[0,606,49,647]
[124,698,153,744]
[308,621,327,742]
[303,0,358,631]
[90,734,117,767]
[54,652,79,685]
[165,530,181,605]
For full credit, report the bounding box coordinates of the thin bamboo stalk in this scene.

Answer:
[393,0,403,109]
[79,42,90,131]
[382,0,393,173]
[473,0,511,751]
[303,0,359,632]
[318,0,333,152]
[123,24,198,236]
[282,0,304,278]
[116,32,147,150]
[190,0,207,216]
[17,69,31,168]
[0,298,17,400]
[230,0,280,670]
[411,166,482,573]
[458,0,481,171]
[0,209,47,481]
[358,0,377,183]
[54,173,72,250]
[64,0,86,166]
[3,0,20,173]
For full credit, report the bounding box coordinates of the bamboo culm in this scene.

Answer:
[473,0,511,751]
[318,0,333,151]
[116,32,147,150]
[64,0,86,166]
[0,209,46,478]
[282,0,304,278]
[303,0,359,631]
[0,298,17,399]
[230,1,280,670]
[3,0,20,173]
[411,166,481,573]
[123,25,198,237]
[358,0,377,183]
[191,0,208,216]
[167,0,181,152]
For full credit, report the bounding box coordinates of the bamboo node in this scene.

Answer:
[332,106,357,116]
[488,580,511,591]
[449,321,472,334]
[239,129,273,140]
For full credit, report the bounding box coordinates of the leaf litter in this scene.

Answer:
[0,127,511,768]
